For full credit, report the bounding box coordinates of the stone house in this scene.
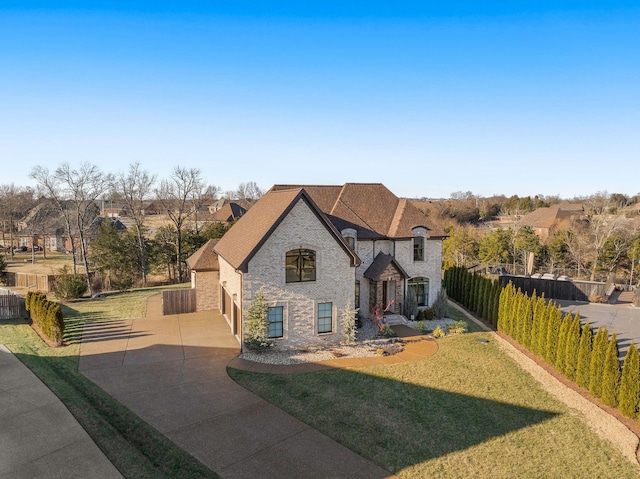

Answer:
[212,183,445,350]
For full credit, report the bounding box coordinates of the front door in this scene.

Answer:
[383,280,396,312]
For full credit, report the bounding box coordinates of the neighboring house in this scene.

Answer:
[187,238,220,312]
[213,183,445,350]
[211,202,246,223]
[518,202,585,241]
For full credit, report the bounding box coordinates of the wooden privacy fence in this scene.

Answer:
[0,290,21,319]
[162,288,196,315]
[498,275,607,302]
[5,272,56,292]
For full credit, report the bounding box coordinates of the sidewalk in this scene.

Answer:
[0,344,123,479]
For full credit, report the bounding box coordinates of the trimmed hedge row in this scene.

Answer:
[25,291,65,345]
[443,266,501,327]
[498,282,640,424]
[444,266,640,424]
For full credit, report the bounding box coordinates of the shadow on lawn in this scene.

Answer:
[229,367,560,467]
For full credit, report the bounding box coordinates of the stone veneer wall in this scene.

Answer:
[243,199,356,350]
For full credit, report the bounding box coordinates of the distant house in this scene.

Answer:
[211,183,445,349]
[211,202,246,223]
[518,202,585,240]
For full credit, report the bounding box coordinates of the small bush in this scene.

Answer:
[432,326,446,338]
[432,288,449,319]
[243,290,273,351]
[415,320,427,332]
[448,320,468,335]
[53,266,88,300]
[380,324,396,338]
[26,291,64,345]
[422,308,435,321]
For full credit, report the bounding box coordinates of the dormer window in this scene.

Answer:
[341,228,357,251]
[286,249,316,283]
[412,227,426,262]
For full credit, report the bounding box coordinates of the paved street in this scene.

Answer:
[558,301,640,357]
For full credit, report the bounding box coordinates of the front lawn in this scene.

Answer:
[0,285,218,479]
[229,323,639,478]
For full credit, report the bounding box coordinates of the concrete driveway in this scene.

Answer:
[558,301,640,357]
[79,295,394,479]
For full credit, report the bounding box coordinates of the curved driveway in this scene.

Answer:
[79,295,395,479]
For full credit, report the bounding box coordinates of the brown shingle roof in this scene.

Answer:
[272,183,444,239]
[187,238,220,271]
[214,188,359,273]
[212,203,247,222]
[363,252,409,281]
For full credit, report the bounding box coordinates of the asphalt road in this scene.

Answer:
[557,301,640,357]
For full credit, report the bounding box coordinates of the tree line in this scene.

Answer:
[0,162,265,294]
[441,193,640,284]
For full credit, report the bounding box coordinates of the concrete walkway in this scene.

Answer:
[0,344,123,479]
[79,296,402,479]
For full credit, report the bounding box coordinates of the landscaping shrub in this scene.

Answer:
[448,320,468,335]
[25,291,65,345]
[601,332,621,408]
[414,320,427,332]
[53,266,88,300]
[563,314,581,381]
[618,344,640,418]
[341,301,358,345]
[432,326,445,338]
[589,328,609,398]
[432,288,448,319]
[243,291,273,351]
[421,307,435,321]
[576,322,593,389]
[380,324,396,338]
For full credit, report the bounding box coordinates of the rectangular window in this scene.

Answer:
[345,236,355,250]
[286,249,316,283]
[317,302,333,334]
[355,281,360,309]
[268,306,284,338]
[413,236,424,261]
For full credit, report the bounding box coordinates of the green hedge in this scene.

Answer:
[445,268,640,425]
[25,291,65,345]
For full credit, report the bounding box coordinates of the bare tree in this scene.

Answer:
[31,163,113,295]
[583,192,629,281]
[113,163,156,286]
[235,181,264,204]
[156,166,206,282]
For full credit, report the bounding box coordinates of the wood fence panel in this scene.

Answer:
[162,289,197,315]
[0,294,20,319]
[498,275,607,302]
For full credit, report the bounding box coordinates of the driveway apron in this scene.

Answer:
[79,295,394,479]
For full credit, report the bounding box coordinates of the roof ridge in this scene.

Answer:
[331,184,378,233]
[388,198,407,236]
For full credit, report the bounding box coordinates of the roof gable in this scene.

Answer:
[187,238,220,271]
[214,188,359,273]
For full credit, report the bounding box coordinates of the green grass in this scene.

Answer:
[230,319,639,478]
[0,285,218,479]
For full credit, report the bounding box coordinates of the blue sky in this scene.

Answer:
[1,2,639,199]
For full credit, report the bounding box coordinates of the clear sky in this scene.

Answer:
[1,2,639,199]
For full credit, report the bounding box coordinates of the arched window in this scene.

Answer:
[408,277,429,306]
[286,249,316,283]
